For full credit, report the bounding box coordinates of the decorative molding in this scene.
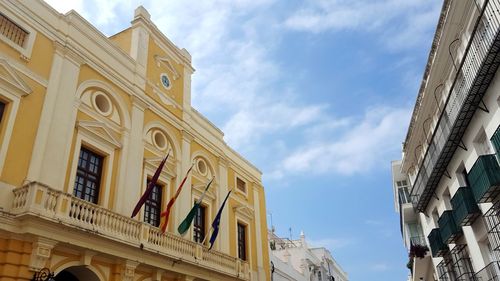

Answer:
[192,183,216,200]
[144,156,176,178]
[121,260,139,281]
[233,205,254,221]
[29,238,57,271]
[76,120,122,148]
[154,55,180,80]
[0,59,32,96]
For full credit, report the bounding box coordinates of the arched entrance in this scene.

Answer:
[55,266,100,281]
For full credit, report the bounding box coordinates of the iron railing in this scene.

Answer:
[485,201,500,252]
[467,154,500,203]
[451,186,481,226]
[411,0,500,212]
[475,261,500,281]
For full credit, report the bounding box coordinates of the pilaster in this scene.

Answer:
[174,130,193,234]
[253,183,265,280]
[26,42,82,190]
[117,96,147,215]
[217,156,230,253]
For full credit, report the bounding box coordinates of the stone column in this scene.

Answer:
[117,97,147,215]
[27,42,82,190]
[217,157,230,253]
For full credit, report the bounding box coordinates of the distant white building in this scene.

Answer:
[269,231,348,281]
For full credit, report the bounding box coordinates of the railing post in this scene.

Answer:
[55,192,71,220]
[195,244,203,260]
[140,223,150,246]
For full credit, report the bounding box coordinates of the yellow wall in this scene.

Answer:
[1,75,46,186]
[0,238,32,281]
[109,28,132,55]
[145,39,184,119]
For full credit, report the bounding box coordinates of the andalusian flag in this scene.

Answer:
[208,190,232,250]
[178,177,215,235]
[131,152,169,218]
[160,164,194,232]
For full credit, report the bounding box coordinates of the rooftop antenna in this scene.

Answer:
[289,227,292,240]
[268,213,275,233]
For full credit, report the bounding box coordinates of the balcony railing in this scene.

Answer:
[449,244,476,281]
[467,154,500,203]
[475,261,500,281]
[10,182,250,280]
[485,201,500,252]
[452,186,481,226]
[439,210,463,243]
[410,0,500,212]
[428,228,449,257]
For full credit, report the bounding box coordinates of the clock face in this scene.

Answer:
[160,74,171,89]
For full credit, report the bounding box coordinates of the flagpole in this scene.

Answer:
[201,225,214,246]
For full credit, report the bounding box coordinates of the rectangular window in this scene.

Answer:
[237,222,247,260]
[236,177,246,193]
[193,204,206,243]
[144,180,162,227]
[0,101,5,124]
[73,147,103,204]
[0,13,29,47]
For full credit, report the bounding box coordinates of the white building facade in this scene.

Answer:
[269,231,348,281]
[393,0,500,280]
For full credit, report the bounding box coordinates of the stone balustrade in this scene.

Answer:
[11,182,250,280]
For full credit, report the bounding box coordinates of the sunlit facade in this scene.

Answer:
[393,0,500,280]
[0,1,270,280]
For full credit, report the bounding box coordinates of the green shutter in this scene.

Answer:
[492,125,500,155]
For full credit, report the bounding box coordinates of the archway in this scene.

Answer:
[55,266,100,281]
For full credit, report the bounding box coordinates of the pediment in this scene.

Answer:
[144,156,176,178]
[192,183,216,200]
[77,121,121,148]
[233,204,254,221]
[0,59,32,96]
[154,55,180,80]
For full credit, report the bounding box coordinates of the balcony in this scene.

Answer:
[439,210,463,243]
[475,261,500,281]
[10,182,250,280]
[451,187,480,226]
[467,154,500,203]
[492,125,500,154]
[428,228,449,257]
[410,0,500,212]
[484,201,500,252]
[410,236,427,247]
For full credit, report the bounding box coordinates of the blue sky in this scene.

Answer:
[46,0,442,280]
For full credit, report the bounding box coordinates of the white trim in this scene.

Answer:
[143,121,180,160]
[154,56,180,80]
[235,215,253,270]
[67,131,116,208]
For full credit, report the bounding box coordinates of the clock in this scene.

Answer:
[160,73,171,89]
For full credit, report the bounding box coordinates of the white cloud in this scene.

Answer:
[284,0,441,51]
[370,262,390,272]
[279,106,411,176]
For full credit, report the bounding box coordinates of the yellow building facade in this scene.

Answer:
[0,1,270,280]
